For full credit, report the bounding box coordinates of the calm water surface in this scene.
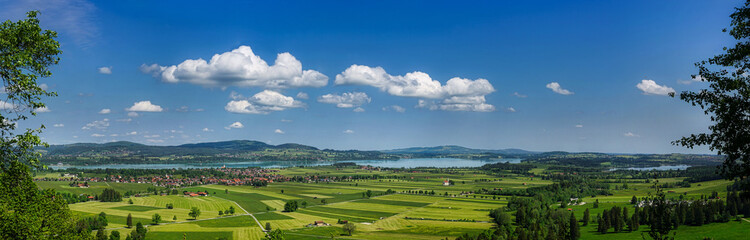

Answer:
[48,158,523,170]
[610,165,690,171]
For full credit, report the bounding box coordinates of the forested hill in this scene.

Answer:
[39,140,395,165]
[42,140,318,156]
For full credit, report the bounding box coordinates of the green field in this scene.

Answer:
[38,165,747,239]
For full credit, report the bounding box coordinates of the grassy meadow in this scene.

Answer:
[36,165,748,239]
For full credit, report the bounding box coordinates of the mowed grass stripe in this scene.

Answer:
[297,208,374,223]
[310,206,395,220]
[202,185,300,200]
[130,195,236,212]
[356,199,431,207]
[111,205,162,212]
[261,200,286,210]
[253,212,294,221]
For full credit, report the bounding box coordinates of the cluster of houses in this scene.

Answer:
[35,168,290,187]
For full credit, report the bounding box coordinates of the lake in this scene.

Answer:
[48,157,523,170]
[610,165,690,171]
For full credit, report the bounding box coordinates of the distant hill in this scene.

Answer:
[384,145,536,155]
[43,140,320,156]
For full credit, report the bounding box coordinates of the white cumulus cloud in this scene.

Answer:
[82,118,109,130]
[546,82,574,95]
[202,128,213,132]
[53,123,64,127]
[343,129,354,134]
[126,101,163,112]
[99,108,111,114]
[636,80,675,96]
[296,92,309,99]
[274,129,285,134]
[335,65,495,112]
[225,90,304,114]
[34,106,50,113]
[140,45,328,89]
[0,100,17,110]
[317,92,371,108]
[225,121,244,130]
[91,133,105,137]
[417,96,495,112]
[98,66,112,74]
[678,75,704,85]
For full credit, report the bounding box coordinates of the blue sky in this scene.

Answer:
[0,0,740,153]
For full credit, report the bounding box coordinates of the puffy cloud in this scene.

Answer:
[678,75,704,85]
[624,132,640,137]
[34,106,50,113]
[546,82,574,95]
[335,65,495,112]
[0,100,17,110]
[225,121,244,130]
[296,92,309,99]
[274,129,285,134]
[336,65,494,99]
[98,66,112,74]
[141,45,328,89]
[126,101,163,112]
[636,80,675,96]
[353,107,365,112]
[382,105,406,113]
[53,123,64,127]
[343,129,354,134]
[317,92,371,108]
[99,108,111,114]
[91,133,105,137]
[82,118,109,130]
[225,90,303,114]
[202,128,213,132]
[417,96,495,112]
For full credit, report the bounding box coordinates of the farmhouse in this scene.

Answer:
[443,179,450,186]
[307,221,330,227]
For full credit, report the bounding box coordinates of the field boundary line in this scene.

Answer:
[212,195,250,215]
[211,195,267,235]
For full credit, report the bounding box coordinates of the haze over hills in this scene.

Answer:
[38,140,724,167]
[42,140,537,157]
[384,145,537,155]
